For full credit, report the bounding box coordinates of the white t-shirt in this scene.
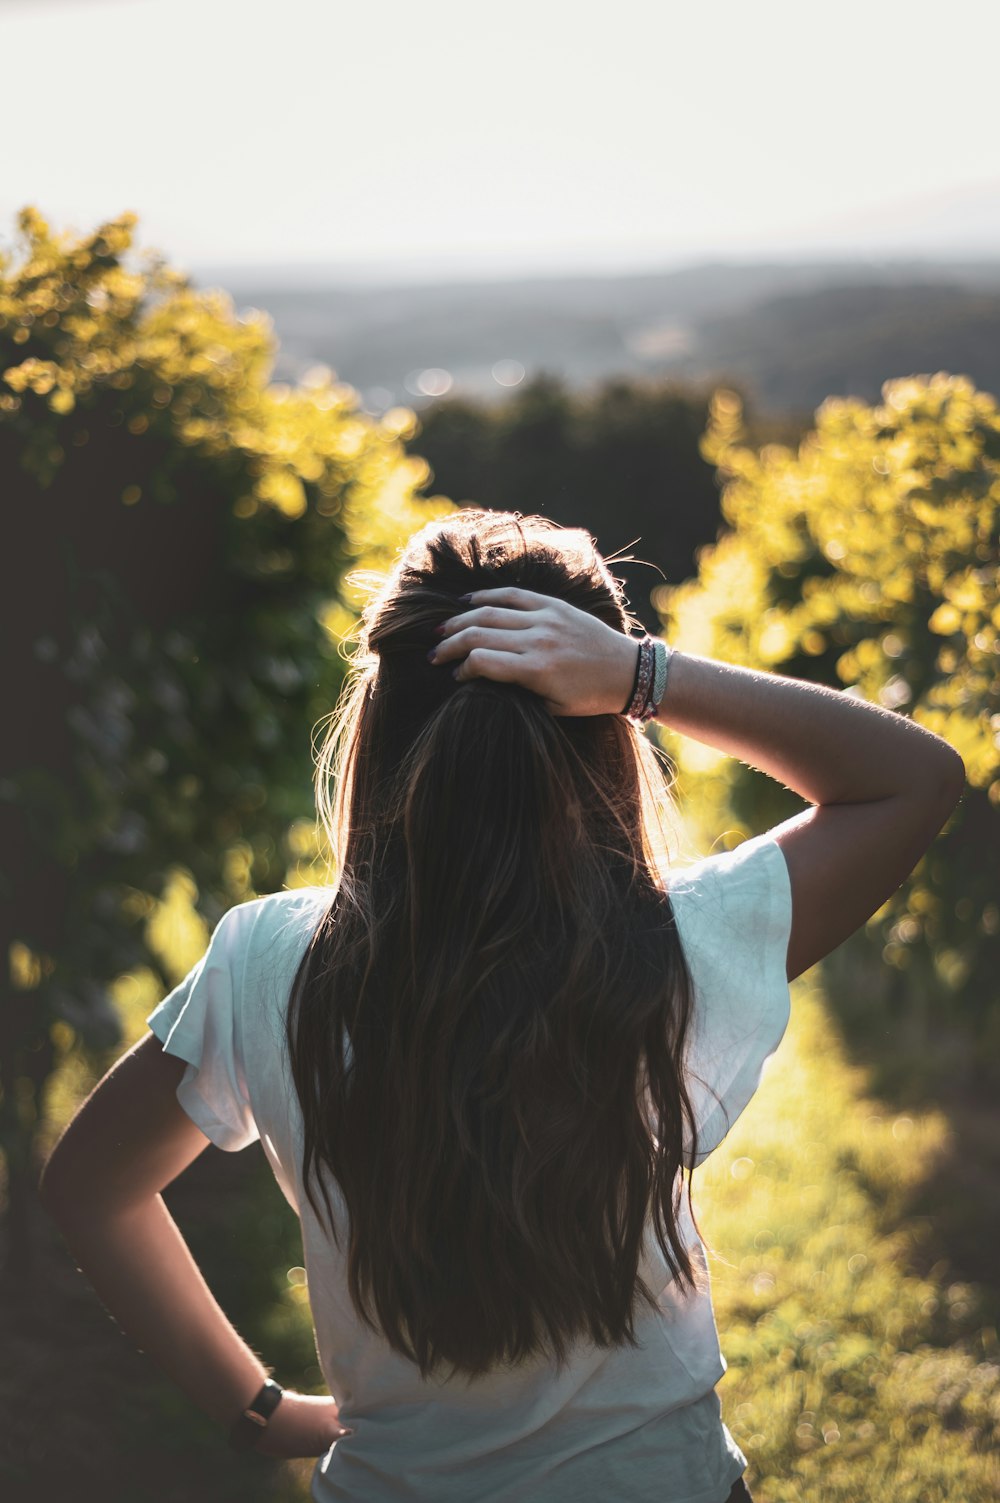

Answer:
[146,828,793,1503]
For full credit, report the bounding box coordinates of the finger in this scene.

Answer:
[438,606,536,641]
[452,647,524,684]
[460,586,553,612]
[432,625,531,665]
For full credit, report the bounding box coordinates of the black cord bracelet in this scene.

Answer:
[621,637,643,715]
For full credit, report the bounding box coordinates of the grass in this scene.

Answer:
[698,974,1000,1502]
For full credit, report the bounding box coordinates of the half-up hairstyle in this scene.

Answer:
[285,509,706,1383]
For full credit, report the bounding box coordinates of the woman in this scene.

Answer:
[40,509,965,1502]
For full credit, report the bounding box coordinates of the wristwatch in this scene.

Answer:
[228,1378,285,1451]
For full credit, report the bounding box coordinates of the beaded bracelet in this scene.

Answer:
[623,637,653,719]
[621,636,673,723]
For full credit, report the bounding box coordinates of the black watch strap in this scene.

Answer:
[228,1378,284,1451]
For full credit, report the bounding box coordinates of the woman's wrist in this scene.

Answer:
[228,1377,284,1451]
[251,1390,352,1459]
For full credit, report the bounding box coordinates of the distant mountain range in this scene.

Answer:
[189,256,1000,419]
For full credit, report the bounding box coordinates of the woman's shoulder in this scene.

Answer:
[254,881,336,918]
[661,830,791,959]
[230,884,338,961]
[235,887,339,1037]
[247,883,337,916]
[663,829,785,903]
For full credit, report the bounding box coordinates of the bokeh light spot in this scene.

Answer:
[492,359,525,387]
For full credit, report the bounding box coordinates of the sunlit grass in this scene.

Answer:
[697,975,1000,1502]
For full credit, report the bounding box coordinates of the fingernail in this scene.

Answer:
[433,623,447,636]
[458,593,472,603]
[451,667,460,679]
[426,648,438,662]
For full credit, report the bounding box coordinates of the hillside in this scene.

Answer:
[194,257,1000,416]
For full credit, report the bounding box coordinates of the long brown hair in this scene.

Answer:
[285,509,706,1383]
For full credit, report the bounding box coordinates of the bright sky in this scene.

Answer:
[2,0,999,283]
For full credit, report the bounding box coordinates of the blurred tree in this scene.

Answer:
[0,207,453,1279]
[410,373,807,635]
[654,376,1000,1094]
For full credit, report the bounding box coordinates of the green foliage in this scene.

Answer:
[0,207,452,1247]
[654,376,1000,1086]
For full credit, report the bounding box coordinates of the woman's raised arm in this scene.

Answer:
[431,588,966,983]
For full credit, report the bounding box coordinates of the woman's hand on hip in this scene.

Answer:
[254,1391,353,1460]
[429,586,641,718]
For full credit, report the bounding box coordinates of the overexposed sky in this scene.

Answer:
[2,0,999,283]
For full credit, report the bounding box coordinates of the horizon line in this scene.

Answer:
[184,244,1000,293]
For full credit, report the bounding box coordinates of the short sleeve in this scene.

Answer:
[145,901,262,1152]
[665,830,793,1167]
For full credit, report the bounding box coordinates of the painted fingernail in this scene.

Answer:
[458,593,472,603]
[426,648,438,662]
[433,623,447,636]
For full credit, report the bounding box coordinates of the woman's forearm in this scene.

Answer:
[49,1196,269,1431]
[655,650,964,806]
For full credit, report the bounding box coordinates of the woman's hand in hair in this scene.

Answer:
[430,586,641,718]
